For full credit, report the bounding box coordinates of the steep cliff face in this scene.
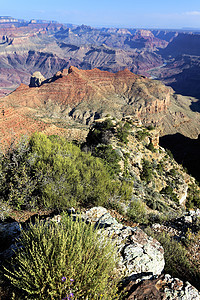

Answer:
[160,33,200,57]
[150,55,200,100]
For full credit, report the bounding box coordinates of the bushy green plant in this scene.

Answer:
[0,133,132,210]
[186,183,200,209]
[123,153,130,178]
[94,145,121,176]
[156,161,165,175]
[0,200,10,220]
[145,192,168,212]
[168,168,177,177]
[0,136,38,209]
[116,122,130,144]
[141,159,153,183]
[146,125,155,130]
[86,119,114,145]
[4,216,121,299]
[136,129,149,141]
[127,199,148,224]
[160,185,178,203]
[146,142,155,152]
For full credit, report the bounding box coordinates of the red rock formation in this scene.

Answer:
[3,66,172,120]
[0,66,174,146]
[0,65,200,147]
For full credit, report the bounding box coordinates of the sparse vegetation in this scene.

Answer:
[165,148,174,159]
[127,198,148,224]
[144,228,200,290]
[161,185,179,203]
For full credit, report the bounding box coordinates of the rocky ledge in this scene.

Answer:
[82,207,165,282]
[125,274,200,300]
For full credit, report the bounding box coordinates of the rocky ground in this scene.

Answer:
[0,206,199,299]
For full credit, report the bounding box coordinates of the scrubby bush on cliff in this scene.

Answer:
[160,185,178,203]
[127,198,148,224]
[186,183,200,209]
[136,128,149,141]
[140,159,153,183]
[86,118,131,147]
[0,133,132,210]
[86,118,115,145]
[146,142,155,152]
[4,216,120,299]
[116,121,131,144]
[94,144,121,176]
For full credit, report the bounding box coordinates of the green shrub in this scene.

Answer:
[168,168,177,177]
[94,145,121,176]
[156,161,164,175]
[186,183,200,209]
[160,185,178,203]
[146,142,155,152]
[116,122,130,144]
[141,159,153,183]
[145,192,168,212]
[101,118,114,130]
[4,216,121,299]
[0,133,132,210]
[127,199,148,224]
[136,129,149,141]
[123,153,130,177]
[0,200,10,221]
[86,119,114,145]
[146,125,155,130]
[165,148,174,159]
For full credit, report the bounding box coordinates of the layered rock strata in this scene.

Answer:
[2,66,172,124]
[1,66,200,148]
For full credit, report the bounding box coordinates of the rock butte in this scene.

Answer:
[3,66,172,116]
[0,66,200,147]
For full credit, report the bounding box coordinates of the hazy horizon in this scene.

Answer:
[1,0,200,29]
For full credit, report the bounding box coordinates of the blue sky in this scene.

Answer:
[2,0,200,28]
